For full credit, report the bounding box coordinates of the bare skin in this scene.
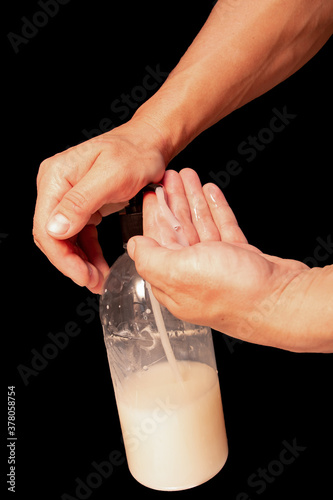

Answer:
[33,1,333,293]
[128,169,333,354]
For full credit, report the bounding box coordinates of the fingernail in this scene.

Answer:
[46,213,70,235]
[127,238,136,259]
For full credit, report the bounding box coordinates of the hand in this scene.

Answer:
[128,169,310,351]
[33,119,167,293]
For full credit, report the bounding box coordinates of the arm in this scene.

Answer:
[127,169,333,353]
[256,265,333,352]
[134,0,333,158]
[33,0,333,292]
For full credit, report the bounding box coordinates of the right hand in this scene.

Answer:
[33,119,168,293]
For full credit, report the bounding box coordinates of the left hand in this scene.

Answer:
[127,168,309,350]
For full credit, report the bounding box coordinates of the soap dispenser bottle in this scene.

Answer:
[100,189,228,491]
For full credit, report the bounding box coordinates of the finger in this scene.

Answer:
[162,170,200,245]
[43,151,134,240]
[98,201,128,218]
[76,225,107,273]
[146,283,180,319]
[35,145,100,237]
[44,167,107,239]
[143,192,166,242]
[143,192,185,250]
[203,183,248,244]
[76,225,110,293]
[34,149,128,291]
[179,168,221,242]
[86,202,130,226]
[34,199,106,292]
[154,186,190,247]
[34,183,89,288]
[127,236,184,289]
[34,230,100,289]
[34,188,102,292]
[127,235,199,321]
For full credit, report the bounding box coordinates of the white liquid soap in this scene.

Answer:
[117,360,228,491]
[100,184,228,491]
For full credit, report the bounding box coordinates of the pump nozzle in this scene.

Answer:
[120,183,163,243]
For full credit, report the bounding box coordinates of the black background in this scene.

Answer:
[3,1,332,499]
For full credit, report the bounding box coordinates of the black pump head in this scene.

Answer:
[119,183,163,242]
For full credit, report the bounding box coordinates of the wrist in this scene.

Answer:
[128,112,173,166]
[246,266,333,353]
[131,78,200,164]
[283,266,333,353]
[102,118,167,187]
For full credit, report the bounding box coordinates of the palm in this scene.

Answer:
[141,168,307,331]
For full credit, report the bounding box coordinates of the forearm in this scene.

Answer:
[133,0,333,162]
[251,265,333,353]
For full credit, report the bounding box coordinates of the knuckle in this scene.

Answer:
[39,158,50,170]
[36,158,49,187]
[36,155,63,187]
[32,229,43,252]
[62,190,89,215]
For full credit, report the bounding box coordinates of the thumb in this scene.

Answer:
[45,174,125,239]
[127,236,174,283]
[127,235,162,263]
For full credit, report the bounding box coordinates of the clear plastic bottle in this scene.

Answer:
[100,190,228,491]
